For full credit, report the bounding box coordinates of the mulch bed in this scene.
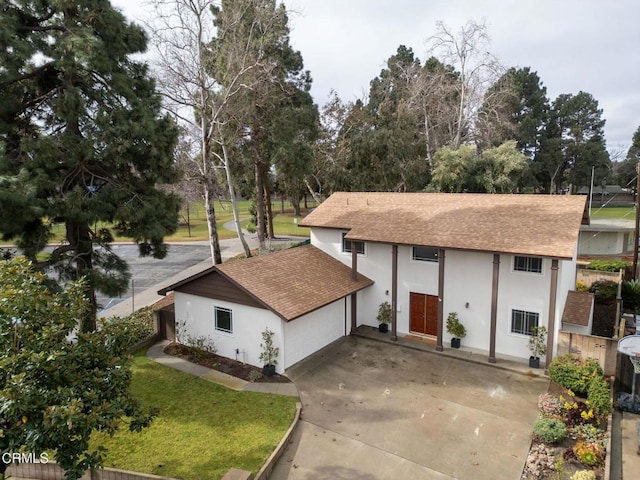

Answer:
[163,342,291,383]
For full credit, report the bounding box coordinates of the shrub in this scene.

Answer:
[622,279,640,311]
[525,443,555,479]
[570,470,597,480]
[587,259,630,272]
[98,307,156,350]
[587,375,612,416]
[588,280,618,304]
[533,418,567,444]
[570,424,607,446]
[548,355,603,396]
[573,441,605,467]
[538,393,563,417]
[575,280,588,292]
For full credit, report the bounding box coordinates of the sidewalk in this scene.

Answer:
[146,340,299,397]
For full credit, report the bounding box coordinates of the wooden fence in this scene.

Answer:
[556,330,619,376]
[576,269,622,288]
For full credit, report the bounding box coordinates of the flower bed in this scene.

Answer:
[523,385,610,479]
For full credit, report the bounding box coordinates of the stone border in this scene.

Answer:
[253,401,302,480]
[6,462,178,480]
[127,334,159,354]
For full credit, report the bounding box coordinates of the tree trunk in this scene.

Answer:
[254,161,266,250]
[204,183,222,264]
[66,221,97,332]
[264,185,275,240]
[280,195,285,214]
[293,197,301,217]
[221,142,251,258]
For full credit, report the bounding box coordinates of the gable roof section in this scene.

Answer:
[158,245,373,321]
[561,290,594,326]
[300,192,586,259]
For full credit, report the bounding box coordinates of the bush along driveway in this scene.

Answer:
[523,355,612,479]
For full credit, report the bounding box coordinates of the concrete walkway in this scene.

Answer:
[147,340,299,397]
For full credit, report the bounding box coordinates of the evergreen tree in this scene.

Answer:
[0,1,180,330]
[616,125,640,187]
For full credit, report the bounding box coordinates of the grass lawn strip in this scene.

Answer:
[91,351,297,480]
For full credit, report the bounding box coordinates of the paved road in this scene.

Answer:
[272,336,549,480]
[97,243,211,314]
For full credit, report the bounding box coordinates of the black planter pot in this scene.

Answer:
[451,337,461,349]
[378,323,389,333]
[262,364,276,376]
[529,356,540,369]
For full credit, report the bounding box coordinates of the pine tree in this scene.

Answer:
[0,1,180,331]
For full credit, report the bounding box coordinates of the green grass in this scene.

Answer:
[92,352,297,480]
[40,199,311,244]
[589,206,635,219]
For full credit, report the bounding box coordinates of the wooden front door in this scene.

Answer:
[410,292,438,336]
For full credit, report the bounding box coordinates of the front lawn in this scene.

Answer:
[91,351,297,480]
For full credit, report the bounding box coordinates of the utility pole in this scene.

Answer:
[633,161,640,280]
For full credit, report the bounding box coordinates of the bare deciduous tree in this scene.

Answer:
[425,20,506,149]
[147,0,286,262]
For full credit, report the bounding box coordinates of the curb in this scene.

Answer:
[253,402,302,480]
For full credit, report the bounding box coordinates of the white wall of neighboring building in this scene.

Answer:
[173,291,284,372]
[579,230,626,256]
[284,299,346,369]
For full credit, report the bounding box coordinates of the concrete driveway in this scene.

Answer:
[272,336,549,480]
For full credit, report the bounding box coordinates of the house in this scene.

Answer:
[159,192,586,371]
[158,244,372,373]
[579,217,635,256]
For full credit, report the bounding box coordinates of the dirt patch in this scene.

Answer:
[164,342,292,383]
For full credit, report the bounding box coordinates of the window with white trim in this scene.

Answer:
[214,306,233,334]
[412,246,439,262]
[511,309,539,336]
[342,233,365,255]
[513,256,543,273]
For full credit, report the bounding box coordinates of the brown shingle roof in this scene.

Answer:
[300,192,585,259]
[160,245,373,321]
[562,291,594,326]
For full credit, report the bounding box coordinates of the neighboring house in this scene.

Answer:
[579,217,635,256]
[159,192,586,371]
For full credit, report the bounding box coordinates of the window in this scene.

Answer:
[514,256,543,273]
[511,309,539,336]
[215,307,233,334]
[412,246,439,262]
[342,233,365,255]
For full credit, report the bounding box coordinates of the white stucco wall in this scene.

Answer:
[174,290,350,373]
[284,299,346,368]
[173,291,284,372]
[311,227,578,361]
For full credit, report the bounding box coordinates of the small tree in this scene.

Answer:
[376,301,392,325]
[528,325,547,359]
[0,258,156,480]
[259,328,280,367]
[446,312,466,339]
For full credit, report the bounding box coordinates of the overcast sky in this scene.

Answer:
[112,0,640,155]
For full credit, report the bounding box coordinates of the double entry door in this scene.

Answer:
[409,292,438,336]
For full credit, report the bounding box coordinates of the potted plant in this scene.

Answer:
[259,328,280,376]
[446,312,466,348]
[528,325,547,369]
[376,301,392,333]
